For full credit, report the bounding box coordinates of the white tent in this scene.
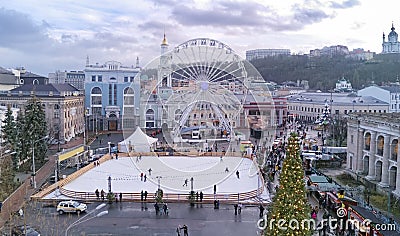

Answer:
[118,127,158,152]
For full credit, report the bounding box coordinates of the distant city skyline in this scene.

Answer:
[0,0,399,75]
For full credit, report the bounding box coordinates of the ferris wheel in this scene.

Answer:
[163,39,250,139]
[124,38,275,150]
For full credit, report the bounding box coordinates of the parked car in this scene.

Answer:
[11,225,41,236]
[57,200,87,215]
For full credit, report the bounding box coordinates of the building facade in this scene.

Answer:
[84,60,141,131]
[287,92,389,123]
[0,84,85,143]
[309,45,349,57]
[347,113,400,197]
[358,85,400,112]
[245,49,290,61]
[346,48,374,61]
[382,23,400,54]
[48,70,85,90]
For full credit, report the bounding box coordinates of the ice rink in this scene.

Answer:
[62,155,262,195]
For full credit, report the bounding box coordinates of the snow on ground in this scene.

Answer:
[62,155,262,195]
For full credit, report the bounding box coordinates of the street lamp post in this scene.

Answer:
[156,176,162,190]
[190,177,194,193]
[32,135,48,189]
[257,172,260,198]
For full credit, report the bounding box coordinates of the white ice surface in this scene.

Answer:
[62,156,262,195]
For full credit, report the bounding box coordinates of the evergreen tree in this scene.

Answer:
[266,134,312,236]
[15,110,27,170]
[0,152,17,201]
[24,97,47,165]
[1,106,18,169]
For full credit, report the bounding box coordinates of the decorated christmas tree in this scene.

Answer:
[265,133,312,236]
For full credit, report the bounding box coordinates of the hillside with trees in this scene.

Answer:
[250,53,400,91]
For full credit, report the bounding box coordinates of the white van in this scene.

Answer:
[192,130,200,139]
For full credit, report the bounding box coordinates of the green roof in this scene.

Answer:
[309,175,329,183]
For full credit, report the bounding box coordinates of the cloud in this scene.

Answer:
[0,7,52,48]
[292,5,331,25]
[330,0,360,9]
[169,1,335,32]
[171,2,270,27]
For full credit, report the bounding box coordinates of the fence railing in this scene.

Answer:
[57,186,264,205]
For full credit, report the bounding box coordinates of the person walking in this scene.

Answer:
[140,173,144,181]
[154,203,160,215]
[234,204,238,215]
[238,203,242,214]
[176,225,182,236]
[182,224,188,236]
[95,189,99,200]
[119,192,122,202]
[148,168,152,176]
[200,191,203,202]
[141,190,144,201]
[236,170,240,179]
[196,192,199,202]
[144,191,148,201]
[163,203,168,215]
[259,204,264,218]
[183,178,188,187]
[144,174,147,182]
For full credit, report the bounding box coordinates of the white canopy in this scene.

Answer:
[118,127,158,152]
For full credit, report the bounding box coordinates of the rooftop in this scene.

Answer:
[287,92,388,105]
[0,83,83,97]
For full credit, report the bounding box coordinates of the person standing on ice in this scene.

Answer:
[236,170,240,179]
[101,189,105,201]
[140,172,144,181]
[95,189,99,200]
[144,174,147,182]
[183,179,188,187]
[148,168,152,176]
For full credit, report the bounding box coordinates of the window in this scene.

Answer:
[146,109,155,128]
[91,87,102,105]
[98,75,102,82]
[113,84,117,105]
[109,84,112,105]
[124,77,128,82]
[364,133,371,150]
[377,136,384,156]
[130,77,134,82]
[92,75,96,82]
[123,87,135,105]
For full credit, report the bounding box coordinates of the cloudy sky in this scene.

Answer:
[0,0,398,75]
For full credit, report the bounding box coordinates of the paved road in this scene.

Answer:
[5,201,264,236]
